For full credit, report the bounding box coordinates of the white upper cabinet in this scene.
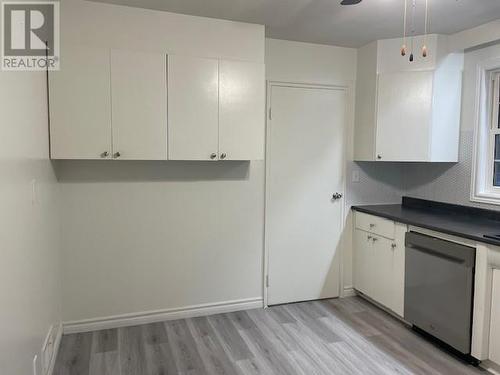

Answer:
[376,71,433,161]
[50,46,167,160]
[168,56,265,161]
[219,60,265,160]
[111,50,167,160]
[168,55,219,161]
[50,52,264,161]
[354,35,464,162]
[49,45,112,159]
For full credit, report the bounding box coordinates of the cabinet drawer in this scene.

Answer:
[355,212,395,239]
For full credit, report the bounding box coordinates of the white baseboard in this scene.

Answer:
[43,323,63,375]
[341,286,357,298]
[481,360,500,375]
[63,297,264,334]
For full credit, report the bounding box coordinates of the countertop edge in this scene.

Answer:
[352,206,500,247]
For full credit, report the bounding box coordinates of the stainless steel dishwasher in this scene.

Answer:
[405,231,476,358]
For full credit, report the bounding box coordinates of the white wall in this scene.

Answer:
[58,0,265,322]
[57,161,264,321]
[58,23,361,321]
[0,71,61,373]
[61,0,264,62]
[265,38,356,85]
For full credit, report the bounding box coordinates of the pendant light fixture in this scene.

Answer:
[401,0,429,62]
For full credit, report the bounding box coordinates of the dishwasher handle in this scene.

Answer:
[405,231,476,268]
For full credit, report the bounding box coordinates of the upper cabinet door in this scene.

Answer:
[219,60,265,161]
[111,50,167,160]
[375,71,433,162]
[49,45,112,159]
[168,55,219,160]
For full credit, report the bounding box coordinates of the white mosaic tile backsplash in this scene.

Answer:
[348,130,500,211]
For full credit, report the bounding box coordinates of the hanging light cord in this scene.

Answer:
[422,0,429,57]
[401,0,407,55]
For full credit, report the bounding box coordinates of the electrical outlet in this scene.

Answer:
[33,355,38,375]
[351,169,360,183]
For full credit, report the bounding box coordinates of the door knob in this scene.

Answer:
[113,152,121,158]
[220,153,227,160]
[332,193,343,200]
[210,153,217,160]
[101,151,109,158]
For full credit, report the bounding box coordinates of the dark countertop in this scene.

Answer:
[352,197,500,247]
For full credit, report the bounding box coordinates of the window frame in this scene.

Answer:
[489,72,500,190]
[471,58,500,205]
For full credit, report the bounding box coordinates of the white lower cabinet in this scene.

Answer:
[489,269,500,364]
[353,213,405,316]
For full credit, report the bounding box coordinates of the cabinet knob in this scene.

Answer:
[220,153,227,160]
[372,237,378,242]
[210,153,217,160]
[367,235,372,240]
[391,243,397,249]
[114,152,121,158]
[101,151,109,158]
[369,223,376,228]
[377,154,382,160]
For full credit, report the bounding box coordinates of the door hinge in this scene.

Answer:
[268,107,272,120]
[266,275,270,288]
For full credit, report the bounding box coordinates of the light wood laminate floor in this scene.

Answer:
[54,296,485,375]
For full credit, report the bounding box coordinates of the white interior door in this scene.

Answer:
[267,84,345,306]
[111,49,167,160]
[168,55,219,160]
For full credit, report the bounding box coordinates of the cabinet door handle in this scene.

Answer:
[367,235,372,240]
[391,243,397,249]
[372,237,378,242]
[332,193,343,200]
[369,223,376,228]
[113,152,121,158]
[220,153,227,160]
[377,154,382,160]
[101,151,109,158]
[210,153,217,160]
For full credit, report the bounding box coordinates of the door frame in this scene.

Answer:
[263,81,352,307]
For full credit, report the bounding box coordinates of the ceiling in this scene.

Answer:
[88,0,500,47]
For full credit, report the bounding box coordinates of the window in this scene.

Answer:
[492,72,500,187]
[472,61,500,205]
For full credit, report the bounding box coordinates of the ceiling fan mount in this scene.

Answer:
[340,0,363,5]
